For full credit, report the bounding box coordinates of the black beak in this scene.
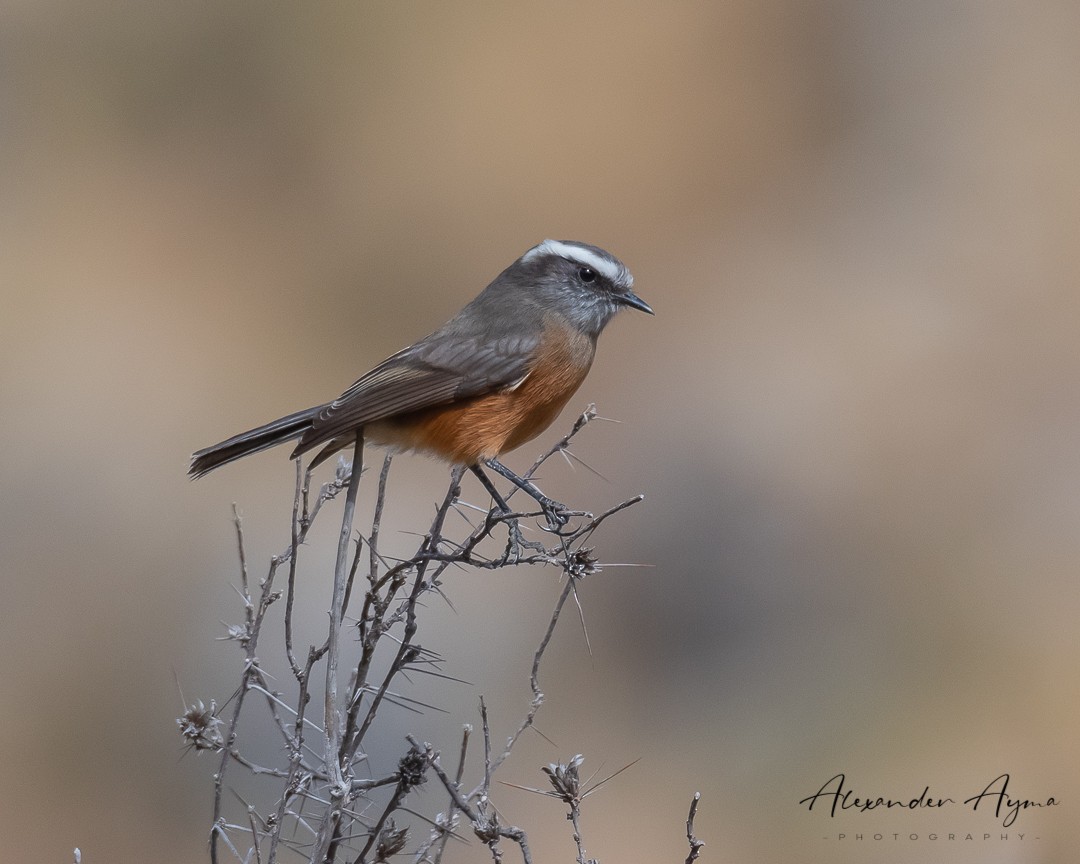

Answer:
[619,290,653,315]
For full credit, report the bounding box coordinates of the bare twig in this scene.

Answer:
[187,408,663,864]
[484,575,575,782]
[407,736,533,864]
[210,508,285,864]
[369,455,393,584]
[311,435,365,864]
[431,724,471,864]
[285,459,305,680]
[685,793,705,864]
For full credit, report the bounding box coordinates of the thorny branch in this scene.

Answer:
[179,407,696,864]
[685,793,705,864]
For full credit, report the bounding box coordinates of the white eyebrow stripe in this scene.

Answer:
[521,239,629,285]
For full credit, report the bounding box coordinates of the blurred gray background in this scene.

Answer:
[3,2,1079,862]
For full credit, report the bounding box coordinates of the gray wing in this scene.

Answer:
[293,332,538,455]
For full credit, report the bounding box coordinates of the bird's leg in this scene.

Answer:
[470,463,512,513]
[483,458,572,530]
[470,465,532,558]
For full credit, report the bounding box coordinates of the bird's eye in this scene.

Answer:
[578,266,597,283]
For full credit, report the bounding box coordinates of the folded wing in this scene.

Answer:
[293,332,538,456]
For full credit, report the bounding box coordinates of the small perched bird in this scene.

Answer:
[190,239,651,525]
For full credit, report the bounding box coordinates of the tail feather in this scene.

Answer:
[189,405,324,478]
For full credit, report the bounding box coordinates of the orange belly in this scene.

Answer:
[368,324,595,464]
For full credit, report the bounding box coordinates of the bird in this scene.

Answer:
[189,239,651,526]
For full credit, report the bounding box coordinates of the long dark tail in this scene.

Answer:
[189,405,325,479]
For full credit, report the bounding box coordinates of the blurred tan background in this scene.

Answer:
[3,1,1079,862]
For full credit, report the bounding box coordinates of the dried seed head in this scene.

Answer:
[472,812,501,845]
[542,754,585,802]
[176,700,223,752]
[397,745,428,792]
[374,819,408,861]
[566,548,600,580]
